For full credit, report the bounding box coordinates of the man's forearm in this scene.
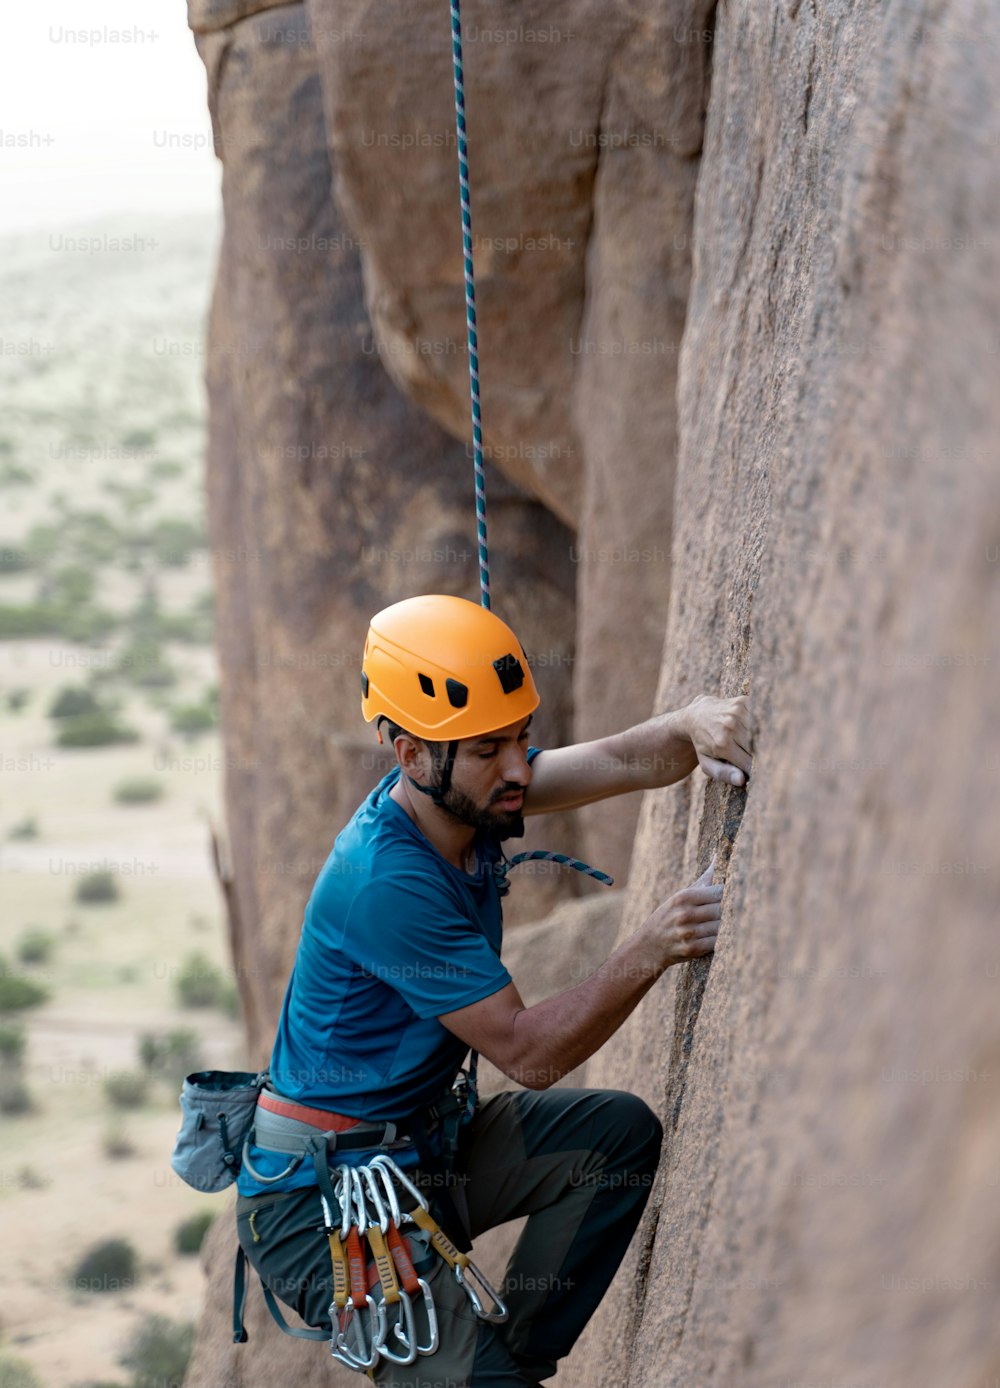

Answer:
[524,708,697,814]
[613,708,699,789]
[507,929,666,1089]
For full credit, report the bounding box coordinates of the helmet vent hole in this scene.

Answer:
[445,678,469,708]
[492,653,525,694]
[418,673,436,697]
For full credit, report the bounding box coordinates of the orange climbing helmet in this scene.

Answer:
[361,594,539,741]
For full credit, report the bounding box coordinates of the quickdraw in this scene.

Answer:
[373,1155,507,1323]
[325,1154,506,1372]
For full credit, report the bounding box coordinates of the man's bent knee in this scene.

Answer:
[600,1090,663,1163]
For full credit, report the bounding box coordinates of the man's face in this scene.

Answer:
[436,714,533,839]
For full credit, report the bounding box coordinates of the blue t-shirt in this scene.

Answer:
[237,752,539,1195]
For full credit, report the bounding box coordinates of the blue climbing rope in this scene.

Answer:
[449,0,490,611]
[495,852,615,897]
[447,4,612,892]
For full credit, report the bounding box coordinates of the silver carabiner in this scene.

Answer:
[371,1153,429,1213]
[360,1164,390,1234]
[333,1297,380,1371]
[335,1164,352,1241]
[455,1261,508,1323]
[370,1157,439,1355]
[377,1289,418,1366]
[370,1156,403,1227]
[412,1276,439,1355]
[331,1166,382,1369]
[349,1167,369,1235]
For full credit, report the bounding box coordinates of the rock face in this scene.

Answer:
[186,0,1000,1385]
[570,5,1000,1387]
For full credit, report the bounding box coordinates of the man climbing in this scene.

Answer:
[235,593,752,1386]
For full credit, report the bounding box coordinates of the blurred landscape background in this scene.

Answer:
[1,5,230,1380]
[0,187,237,1388]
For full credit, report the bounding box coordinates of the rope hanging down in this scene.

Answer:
[449,0,490,611]
[446,4,613,890]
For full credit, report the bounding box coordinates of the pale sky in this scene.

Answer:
[0,0,220,234]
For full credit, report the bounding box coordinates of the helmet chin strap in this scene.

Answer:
[406,739,459,810]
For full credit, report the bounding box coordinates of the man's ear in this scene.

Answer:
[391,732,427,775]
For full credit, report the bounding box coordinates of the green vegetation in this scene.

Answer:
[69,1238,139,1294]
[175,952,228,1009]
[119,1315,194,1388]
[24,521,59,566]
[49,687,143,746]
[0,602,62,638]
[0,1353,44,1388]
[145,517,206,567]
[0,1023,26,1063]
[170,700,216,738]
[45,562,97,608]
[149,459,184,480]
[113,775,165,805]
[0,462,34,487]
[0,600,118,642]
[116,637,176,689]
[138,1028,203,1083]
[174,1210,216,1255]
[120,427,157,450]
[0,545,31,572]
[0,1073,33,1116]
[56,709,140,747]
[116,484,157,516]
[74,869,121,904]
[103,1070,150,1110]
[0,962,50,1012]
[54,604,119,643]
[70,512,126,566]
[16,928,55,966]
[49,684,103,719]
[0,1019,32,1115]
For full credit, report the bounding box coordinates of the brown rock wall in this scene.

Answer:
[573,4,1000,1386]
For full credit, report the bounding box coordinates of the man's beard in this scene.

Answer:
[439,781,525,841]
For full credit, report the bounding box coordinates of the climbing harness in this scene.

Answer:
[230,1063,508,1366]
[233,1098,507,1370]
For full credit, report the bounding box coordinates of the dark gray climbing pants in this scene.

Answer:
[235,1087,663,1386]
